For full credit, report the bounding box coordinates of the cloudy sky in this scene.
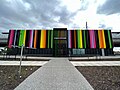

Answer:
[0,0,120,32]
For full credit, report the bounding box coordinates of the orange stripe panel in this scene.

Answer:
[102,30,106,48]
[98,30,106,48]
[34,30,37,48]
[98,30,103,48]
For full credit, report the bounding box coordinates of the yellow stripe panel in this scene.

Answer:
[102,30,106,48]
[40,30,46,48]
[23,30,26,46]
[80,30,83,48]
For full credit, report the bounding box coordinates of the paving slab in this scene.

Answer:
[1,55,120,60]
[1,60,120,66]
[14,58,94,90]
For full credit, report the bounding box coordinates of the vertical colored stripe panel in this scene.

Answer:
[37,30,41,48]
[98,30,106,48]
[29,30,32,47]
[40,30,46,48]
[23,30,26,46]
[8,30,14,48]
[98,30,103,48]
[34,30,37,48]
[76,30,78,48]
[44,30,46,48]
[93,30,96,48]
[32,31,35,47]
[40,30,43,48]
[18,30,22,46]
[46,30,48,48]
[77,30,80,48]
[80,30,83,48]
[89,30,96,48]
[109,30,113,48]
[68,30,71,48]
[51,30,53,48]
[74,30,76,48]
[7,30,11,46]
[108,30,112,48]
[19,30,25,46]
[104,30,109,48]
[49,30,51,48]
[13,30,17,46]
[25,30,30,47]
[71,30,74,48]
[47,30,50,48]
[86,30,90,48]
[83,30,86,48]
[29,30,33,48]
[94,30,99,48]
[102,30,106,48]
[15,30,20,46]
[70,30,72,48]
[89,30,93,48]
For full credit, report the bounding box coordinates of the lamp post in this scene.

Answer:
[18,44,24,77]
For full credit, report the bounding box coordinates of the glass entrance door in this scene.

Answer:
[53,28,68,57]
[54,40,67,56]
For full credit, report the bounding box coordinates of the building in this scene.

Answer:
[7,28,114,57]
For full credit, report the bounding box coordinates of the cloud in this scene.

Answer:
[0,0,85,31]
[0,0,119,32]
[97,0,120,15]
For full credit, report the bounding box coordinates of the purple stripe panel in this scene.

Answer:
[68,30,71,48]
[29,30,33,48]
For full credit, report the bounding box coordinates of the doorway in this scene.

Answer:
[53,28,68,57]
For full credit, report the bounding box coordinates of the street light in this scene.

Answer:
[18,44,24,78]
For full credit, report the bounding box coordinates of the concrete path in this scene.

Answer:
[1,60,120,66]
[14,58,94,90]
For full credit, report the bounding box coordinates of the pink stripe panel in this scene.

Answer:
[89,30,96,48]
[89,30,94,48]
[89,30,92,48]
[8,30,14,48]
[93,30,96,48]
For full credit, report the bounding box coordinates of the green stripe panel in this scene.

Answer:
[83,30,86,48]
[51,30,53,48]
[19,30,25,46]
[77,30,80,48]
[47,30,50,48]
[108,30,112,48]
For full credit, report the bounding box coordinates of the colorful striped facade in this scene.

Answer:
[8,30,53,49]
[67,30,113,49]
[8,29,113,56]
